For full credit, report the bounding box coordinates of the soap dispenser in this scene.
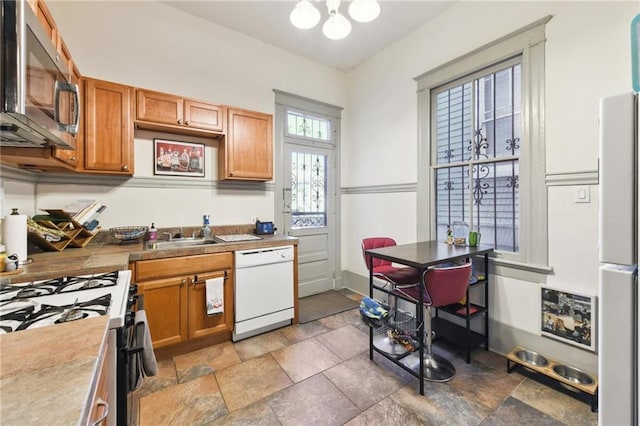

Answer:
[148,223,158,241]
[202,215,212,239]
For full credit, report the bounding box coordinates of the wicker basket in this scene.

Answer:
[110,226,148,242]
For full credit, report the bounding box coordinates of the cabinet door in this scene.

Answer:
[138,276,189,349]
[188,269,234,340]
[221,108,273,181]
[184,101,224,132]
[84,78,134,174]
[34,0,57,45]
[136,89,184,126]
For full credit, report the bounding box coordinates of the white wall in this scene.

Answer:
[3,1,348,229]
[343,0,638,365]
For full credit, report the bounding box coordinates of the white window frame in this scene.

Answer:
[416,16,552,279]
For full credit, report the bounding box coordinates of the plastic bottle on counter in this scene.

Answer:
[148,223,158,241]
[202,215,212,239]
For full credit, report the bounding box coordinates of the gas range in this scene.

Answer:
[0,270,131,332]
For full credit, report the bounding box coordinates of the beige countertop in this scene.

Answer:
[0,316,110,425]
[3,231,297,284]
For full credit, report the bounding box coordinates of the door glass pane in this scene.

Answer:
[291,152,327,228]
[287,111,331,141]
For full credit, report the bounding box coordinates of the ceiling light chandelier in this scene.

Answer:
[290,0,381,40]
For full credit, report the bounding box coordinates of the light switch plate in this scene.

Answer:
[575,185,591,203]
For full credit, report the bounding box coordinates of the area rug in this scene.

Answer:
[298,291,360,324]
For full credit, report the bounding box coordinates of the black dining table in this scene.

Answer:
[365,240,494,394]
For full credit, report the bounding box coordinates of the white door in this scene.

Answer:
[274,93,341,299]
[283,143,336,297]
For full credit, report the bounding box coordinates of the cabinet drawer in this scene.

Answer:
[135,252,233,281]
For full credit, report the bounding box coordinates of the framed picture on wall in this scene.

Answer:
[540,286,596,351]
[154,139,205,177]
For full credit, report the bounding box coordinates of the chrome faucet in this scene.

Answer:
[162,232,173,241]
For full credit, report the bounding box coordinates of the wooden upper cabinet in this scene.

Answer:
[135,89,224,136]
[184,100,224,132]
[33,0,57,45]
[83,78,134,175]
[219,108,273,181]
[136,89,183,126]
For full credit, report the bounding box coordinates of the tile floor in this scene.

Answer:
[133,293,598,426]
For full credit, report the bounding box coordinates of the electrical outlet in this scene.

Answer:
[574,186,590,203]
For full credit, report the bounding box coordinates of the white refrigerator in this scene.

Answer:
[598,92,639,426]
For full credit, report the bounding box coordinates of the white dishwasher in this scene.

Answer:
[233,245,295,341]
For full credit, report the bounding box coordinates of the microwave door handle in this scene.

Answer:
[53,81,80,135]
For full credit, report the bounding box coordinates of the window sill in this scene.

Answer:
[484,255,553,283]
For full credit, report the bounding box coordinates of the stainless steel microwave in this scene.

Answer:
[1,0,79,149]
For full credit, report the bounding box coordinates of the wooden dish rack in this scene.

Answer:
[28,210,97,252]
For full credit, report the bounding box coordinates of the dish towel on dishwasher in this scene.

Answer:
[206,277,224,315]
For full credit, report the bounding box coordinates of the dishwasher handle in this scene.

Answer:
[235,245,295,268]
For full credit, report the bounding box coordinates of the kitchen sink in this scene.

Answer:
[145,238,219,250]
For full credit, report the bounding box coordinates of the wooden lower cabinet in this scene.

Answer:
[137,276,189,348]
[134,253,234,357]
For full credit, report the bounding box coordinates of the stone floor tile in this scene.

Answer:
[211,400,281,426]
[344,397,425,426]
[280,321,331,344]
[448,355,523,410]
[319,308,362,330]
[511,376,597,425]
[232,329,291,361]
[268,373,360,426]
[316,324,369,361]
[138,375,226,425]
[271,338,342,383]
[215,353,293,411]
[173,341,241,383]
[323,352,409,410]
[481,396,564,426]
[134,358,177,397]
[390,381,491,425]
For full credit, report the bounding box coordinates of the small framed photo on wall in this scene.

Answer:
[540,286,596,351]
[154,139,205,177]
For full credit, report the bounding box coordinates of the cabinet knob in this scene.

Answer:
[181,279,186,286]
[70,157,76,162]
[177,119,183,125]
[185,120,190,125]
[122,164,129,171]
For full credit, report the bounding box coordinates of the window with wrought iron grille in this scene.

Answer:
[433,58,521,252]
[416,17,551,275]
[285,109,333,229]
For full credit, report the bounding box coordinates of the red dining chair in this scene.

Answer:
[395,262,472,382]
[361,237,420,354]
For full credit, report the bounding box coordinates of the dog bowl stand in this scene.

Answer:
[506,346,598,412]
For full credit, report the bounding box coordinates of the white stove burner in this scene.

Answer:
[0,271,119,303]
[0,270,131,331]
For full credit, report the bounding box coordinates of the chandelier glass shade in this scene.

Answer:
[289,0,321,30]
[290,0,380,40]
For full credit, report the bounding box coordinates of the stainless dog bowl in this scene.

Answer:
[515,349,549,367]
[552,364,594,386]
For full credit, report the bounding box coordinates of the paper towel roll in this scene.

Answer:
[3,214,27,263]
